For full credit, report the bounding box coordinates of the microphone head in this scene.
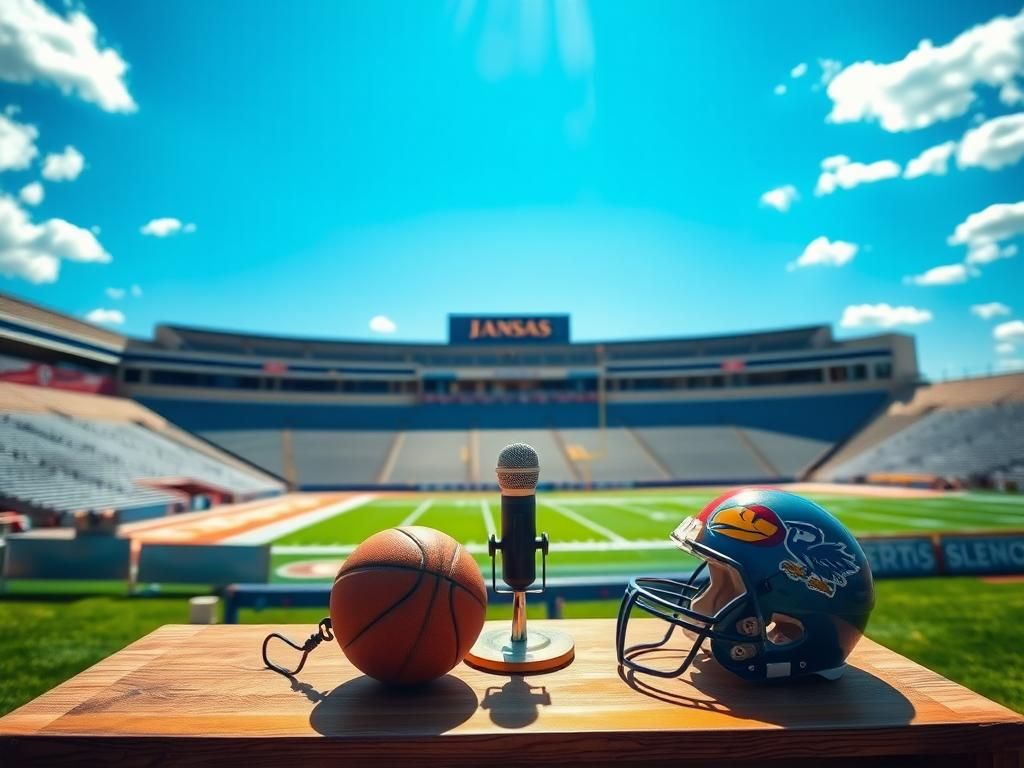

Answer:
[496,443,539,492]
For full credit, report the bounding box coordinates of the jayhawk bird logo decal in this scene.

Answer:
[779,520,860,597]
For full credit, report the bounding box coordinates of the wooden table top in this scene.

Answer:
[2,619,1023,767]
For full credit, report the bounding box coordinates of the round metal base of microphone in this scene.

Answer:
[464,621,575,674]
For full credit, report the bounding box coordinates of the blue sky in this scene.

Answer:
[0,0,1023,380]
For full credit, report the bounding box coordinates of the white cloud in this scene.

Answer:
[0,0,136,112]
[1001,81,1024,106]
[790,236,858,269]
[971,302,1011,319]
[140,217,195,237]
[997,341,1016,355]
[966,240,1018,264]
[827,9,1024,132]
[369,315,396,334]
[815,154,900,195]
[773,83,786,96]
[818,58,843,86]
[903,140,956,179]
[820,154,849,171]
[84,308,123,326]
[840,303,933,328]
[759,184,798,212]
[904,263,975,286]
[790,62,807,78]
[0,112,37,171]
[40,145,84,181]
[995,319,1024,342]
[0,194,110,283]
[956,112,1024,171]
[998,358,1024,371]
[18,180,42,205]
[949,200,1024,246]
[107,284,141,299]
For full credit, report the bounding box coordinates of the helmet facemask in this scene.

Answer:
[616,530,764,679]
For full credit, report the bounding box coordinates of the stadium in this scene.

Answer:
[4,1,1024,761]
[2,289,1024,717]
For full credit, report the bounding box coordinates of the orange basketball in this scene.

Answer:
[330,526,487,685]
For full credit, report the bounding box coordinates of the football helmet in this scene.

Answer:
[616,488,874,682]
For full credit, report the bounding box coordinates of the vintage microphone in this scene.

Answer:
[464,443,575,674]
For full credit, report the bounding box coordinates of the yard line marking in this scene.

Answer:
[836,508,944,529]
[543,500,626,542]
[399,499,433,527]
[480,498,497,539]
[827,501,1024,527]
[617,503,676,522]
[900,507,1024,526]
[956,493,1024,507]
[225,494,376,544]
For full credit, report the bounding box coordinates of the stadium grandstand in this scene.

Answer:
[0,294,285,525]
[1,291,936,499]
[817,371,1024,490]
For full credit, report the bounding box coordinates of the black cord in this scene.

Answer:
[262,617,333,677]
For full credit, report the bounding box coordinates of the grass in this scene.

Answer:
[2,577,1023,717]
[268,490,1024,582]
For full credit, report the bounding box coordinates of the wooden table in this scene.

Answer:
[2,619,1023,767]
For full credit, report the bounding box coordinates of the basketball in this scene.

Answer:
[329,526,487,685]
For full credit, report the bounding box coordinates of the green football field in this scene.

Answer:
[269,488,1024,582]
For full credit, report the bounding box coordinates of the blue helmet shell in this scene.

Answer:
[616,488,874,682]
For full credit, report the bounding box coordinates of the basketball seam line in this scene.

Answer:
[341,569,424,651]
[340,529,427,650]
[448,581,460,669]
[446,542,462,578]
[394,571,441,680]
[335,564,486,609]
[445,541,465,668]
[397,526,429,567]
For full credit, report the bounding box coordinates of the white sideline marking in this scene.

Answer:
[399,499,433,527]
[480,498,497,539]
[225,494,375,544]
[273,538,676,556]
[543,500,626,542]
[617,503,675,522]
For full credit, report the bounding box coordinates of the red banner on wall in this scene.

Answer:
[0,355,115,394]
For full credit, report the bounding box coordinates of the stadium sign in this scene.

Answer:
[449,315,570,345]
[942,535,1024,575]
[859,537,937,578]
[858,532,1024,578]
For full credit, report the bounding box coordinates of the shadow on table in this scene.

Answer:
[480,676,552,729]
[309,674,478,736]
[619,652,915,727]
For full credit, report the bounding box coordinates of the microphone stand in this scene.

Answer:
[464,452,575,674]
[511,591,526,643]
